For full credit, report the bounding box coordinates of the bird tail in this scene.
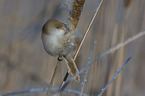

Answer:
[64,54,80,81]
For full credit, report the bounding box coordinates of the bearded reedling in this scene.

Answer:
[41,19,80,81]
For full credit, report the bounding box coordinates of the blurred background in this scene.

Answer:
[0,0,145,96]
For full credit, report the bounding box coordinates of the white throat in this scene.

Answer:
[52,29,65,37]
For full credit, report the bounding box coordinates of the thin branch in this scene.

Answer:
[93,31,145,64]
[98,56,132,96]
[1,88,88,96]
[80,41,96,96]
[73,0,104,60]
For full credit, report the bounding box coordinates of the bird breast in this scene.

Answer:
[42,30,75,56]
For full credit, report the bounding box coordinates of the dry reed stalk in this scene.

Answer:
[60,0,104,94]
[46,52,63,96]
[60,0,104,91]
[73,0,104,60]
[60,0,86,90]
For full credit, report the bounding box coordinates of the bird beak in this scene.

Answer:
[61,27,66,30]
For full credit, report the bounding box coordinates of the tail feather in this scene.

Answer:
[64,54,80,81]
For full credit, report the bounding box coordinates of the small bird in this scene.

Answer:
[41,19,80,81]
